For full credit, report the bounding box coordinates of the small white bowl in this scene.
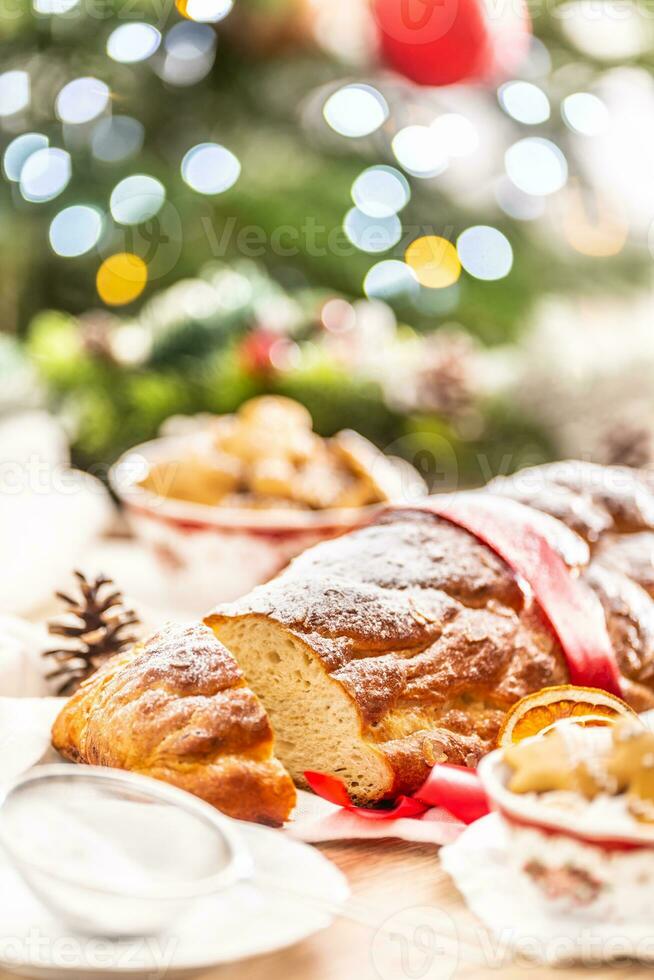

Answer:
[0,765,251,938]
[110,436,423,609]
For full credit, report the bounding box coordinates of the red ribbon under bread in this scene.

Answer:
[304,765,489,824]
[306,491,623,824]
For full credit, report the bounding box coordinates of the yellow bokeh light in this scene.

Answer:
[405,236,461,289]
[96,253,147,306]
[175,0,191,17]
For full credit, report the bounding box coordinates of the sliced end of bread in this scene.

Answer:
[206,613,394,804]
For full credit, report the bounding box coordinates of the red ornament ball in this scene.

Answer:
[372,0,531,87]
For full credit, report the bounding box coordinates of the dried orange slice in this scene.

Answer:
[497,685,638,748]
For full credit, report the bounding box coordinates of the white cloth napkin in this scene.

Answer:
[288,788,464,844]
[0,697,63,784]
[0,616,50,698]
[0,412,113,616]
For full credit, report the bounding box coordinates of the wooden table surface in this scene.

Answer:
[195,839,648,980]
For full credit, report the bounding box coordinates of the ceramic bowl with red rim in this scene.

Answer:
[478,737,654,919]
[109,437,423,612]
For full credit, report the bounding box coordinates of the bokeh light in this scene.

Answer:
[343,207,402,253]
[392,126,447,178]
[110,175,166,225]
[363,260,419,302]
[176,0,233,22]
[562,92,609,135]
[3,133,48,181]
[323,84,388,138]
[558,0,647,59]
[33,0,79,12]
[351,166,410,218]
[56,77,110,125]
[0,71,29,117]
[430,113,479,158]
[321,297,356,333]
[49,205,103,257]
[92,116,144,163]
[19,147,71,202]
[505,137,568,195]
[405,236,461,288]
[561,185,628,257]
[521,37,552,78]
[96,253,147,306]
[457,226,513,280]
[498,81,550,125]
[181,143,241,194]
[494,177,546,221]
[107,23,161,63]
[160,22,216,86]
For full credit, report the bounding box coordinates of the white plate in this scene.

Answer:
[0,822,349,979]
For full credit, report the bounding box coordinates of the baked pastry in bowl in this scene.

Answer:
[479,721,654,917]
[110,396,420,609]
[206,460,654,805]
[51,622,296,827]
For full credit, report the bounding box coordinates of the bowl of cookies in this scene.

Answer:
[110,395,424,607]
[478,719,654,919]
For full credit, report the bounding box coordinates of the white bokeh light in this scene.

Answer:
[364,260,419,301]
[430,113,479,158]
[322,297,356,333]
[92,116,144,163]
[19,147,71,202]
[351,166,410,218]
[457,226,513,280]
[343,208,402,253]
[49,205,103,257]
[520,37,552,79]
[165,20,216,57]
[183,0,233,22]
[323,84,388,138]
[56,77,110,124]
[494,176,545,221]
[392,125,447,178]
[181,143,241,194]
[558,0,648,59]
[562,92,609,135]
[3,133,48,181]
[498,81,550,125]
[505,137,568,195]
[110,175,166,225]
[160,22,216,86]
[107,23,161,63]
[0,71,29,117]
[33,0,79,12]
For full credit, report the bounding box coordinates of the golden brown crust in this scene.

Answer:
[208,461,654,799]
[51,623,296,826]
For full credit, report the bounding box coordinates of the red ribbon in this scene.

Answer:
[306,490,623,823]
[305,764,489,824]
[413,763,490,823]
[420,493,622,697]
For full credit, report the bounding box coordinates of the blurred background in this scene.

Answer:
[2,0,654,492]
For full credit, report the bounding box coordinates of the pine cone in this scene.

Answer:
[43,571,140,696]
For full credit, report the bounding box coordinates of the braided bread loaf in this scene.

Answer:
[206,461,654,805]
